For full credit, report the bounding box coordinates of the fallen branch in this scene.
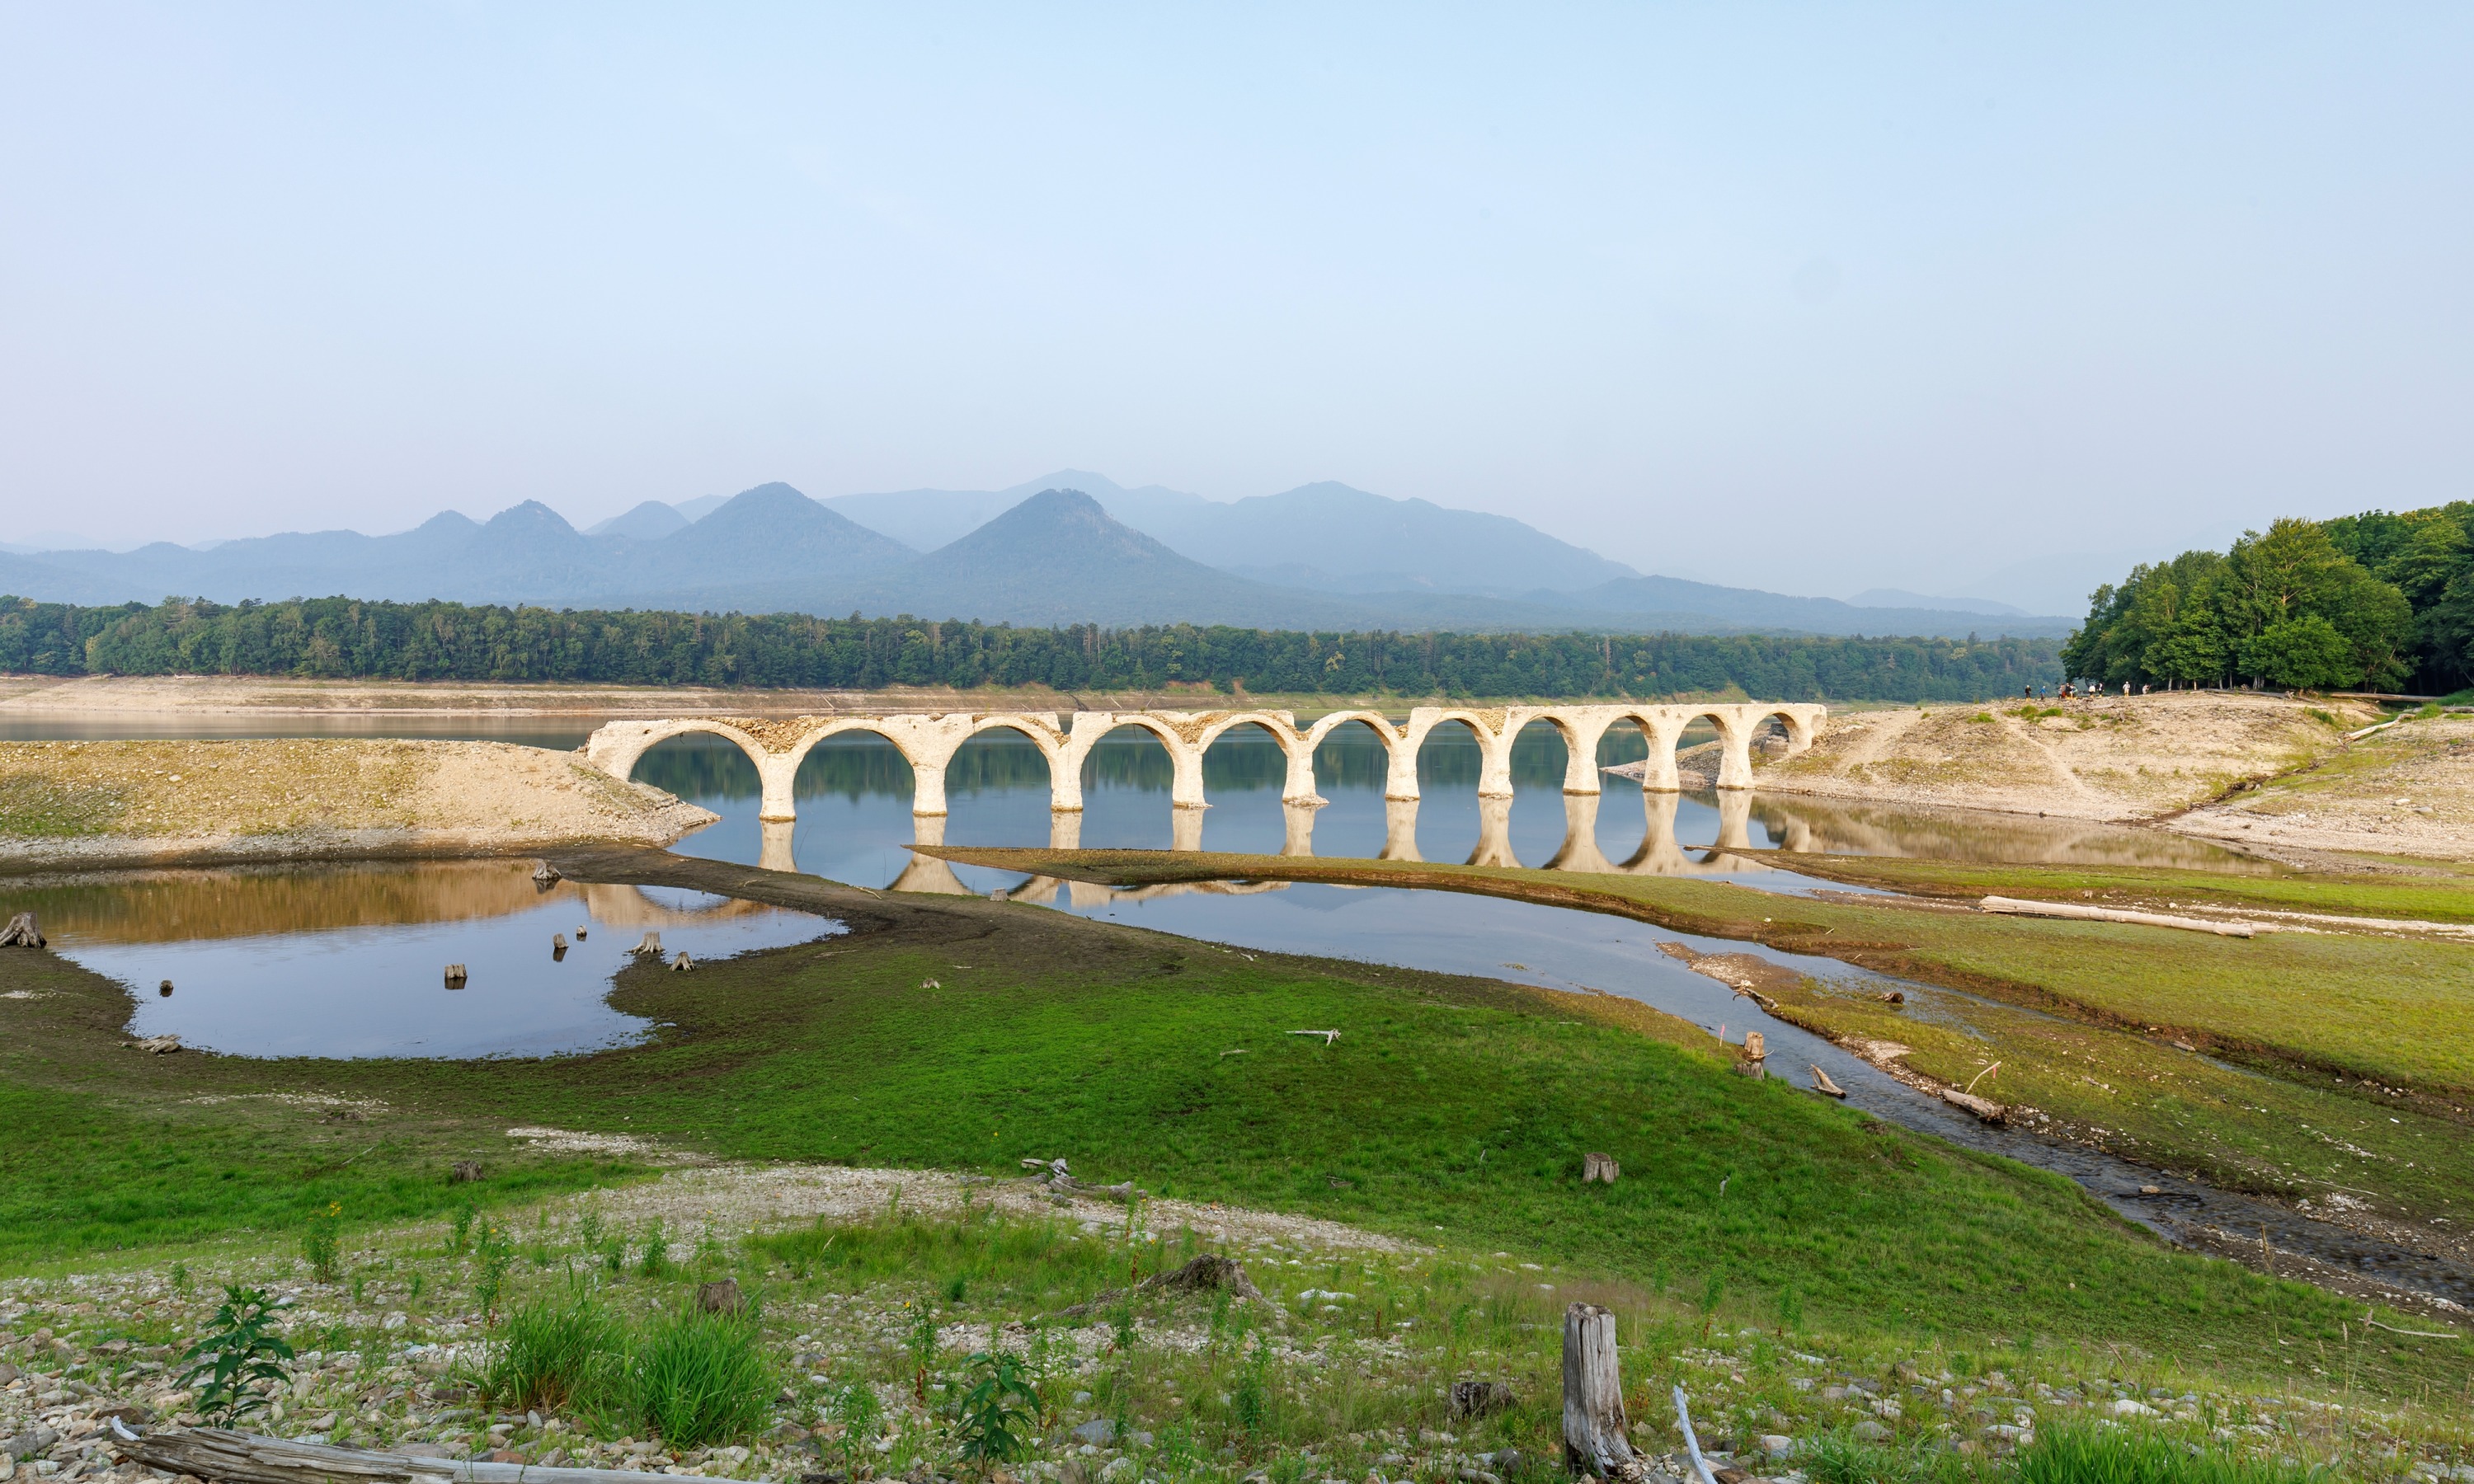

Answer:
[1056,1253,1262,1317]
[1289,1029,1340,1045]
[111,1421,656,1484]
[2363,1314,2462,1340]
[1808,1064,1847,1099]
[1980,895,2260,937]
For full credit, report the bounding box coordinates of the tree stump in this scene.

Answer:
[1561,1303,1634,1477]
[444,964,468,987]
[670,951,694,972]
[0,912,44,948]
[1449,1379,1516,1421]
[1742,1031,1766,1061]
[1581,1152,1620,1184]
[449,1161,484,1184]
[633,932,663,957]
[532,862,562,888]
[696,1279,745,1315]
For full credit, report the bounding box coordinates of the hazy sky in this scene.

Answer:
[4,3,2470,602]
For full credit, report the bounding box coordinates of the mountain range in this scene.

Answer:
[0,475,2077,640]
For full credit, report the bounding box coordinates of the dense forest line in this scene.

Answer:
[2063,505,2474,693]
[0,594,2062,702]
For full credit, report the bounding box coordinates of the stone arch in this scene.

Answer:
[1193,711,1316,805]
[1594,706,1692,793]
[948,715,1073,812]
[584,717,802,821]
[1306,709,1415,801]
[1062,712,1207,811]
[1404,707,1517,798]
[774,716,928,815]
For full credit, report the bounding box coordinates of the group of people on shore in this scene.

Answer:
[2025,680,2150,700]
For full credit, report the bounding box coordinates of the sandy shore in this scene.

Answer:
[0,738,715,871]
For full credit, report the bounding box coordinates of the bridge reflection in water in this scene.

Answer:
[884,787,1792,898]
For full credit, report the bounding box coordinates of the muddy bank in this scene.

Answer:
[0,739,714,872]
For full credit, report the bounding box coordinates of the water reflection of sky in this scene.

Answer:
[48,868,837,1059]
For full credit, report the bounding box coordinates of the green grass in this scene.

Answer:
[5,849,2470,1409]
[2011,1421,2325,1484]
[944,847,2474,1100]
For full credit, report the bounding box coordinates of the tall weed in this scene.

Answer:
[627,1308,774,1450]
[478,1294,623,1412]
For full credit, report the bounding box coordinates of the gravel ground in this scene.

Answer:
[5,1159,2467,1484]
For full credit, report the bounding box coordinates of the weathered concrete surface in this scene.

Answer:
[582,702,1827,826]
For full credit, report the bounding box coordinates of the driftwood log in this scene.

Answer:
[114,1422,663,1484]
[1018,1157,1142,1204]
[1809,1064,1848,1098]
[1561,1303,1634,1477]
[1980,895,2258,937]
[1056,1252,1261,1317]
[1,912,45,948]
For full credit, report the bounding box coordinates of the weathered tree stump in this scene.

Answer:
[1742,1031,1766,1061]
[1562,1303,1634,1477]
[443,964,468,987]
[670,951,694,972]
[696,1278,745,1315]
[0,912,44,948]
[1450,1379,1516,1421]
[531,862,562,888]
[633,931,663,957]
[449,1161,484,1184]
[574,925,588,941]
[553,932,568,951]
[1581,1152,1620,1185]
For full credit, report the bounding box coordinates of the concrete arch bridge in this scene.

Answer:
[581,702,1827,827]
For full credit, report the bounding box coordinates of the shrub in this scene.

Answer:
[627,1308,774,1450]
[479,1294,623,1413]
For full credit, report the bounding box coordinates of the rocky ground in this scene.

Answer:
[2174,711,2474,863]
[1743,692,2378,822]
[0,740,714,869]
[4,1162,2467,1484]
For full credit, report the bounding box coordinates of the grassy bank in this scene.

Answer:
[2,849,2467,1411]
[920,847,2474,1245]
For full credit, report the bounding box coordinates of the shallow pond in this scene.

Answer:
[30,860,835,1058]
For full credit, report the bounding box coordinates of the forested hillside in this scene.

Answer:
[0,594,2059,702]
[2063,505,2474,693]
